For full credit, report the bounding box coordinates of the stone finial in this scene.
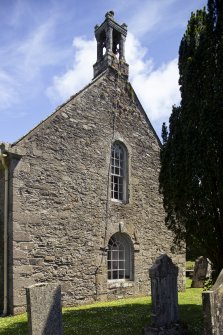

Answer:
[105,11,114,19]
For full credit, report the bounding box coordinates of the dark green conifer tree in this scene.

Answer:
[159,0,223,274]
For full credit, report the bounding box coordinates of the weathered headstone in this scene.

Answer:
[144,254,187,335]
[26,283,63,335]
[203,269,223,335]
[191,256,212,288]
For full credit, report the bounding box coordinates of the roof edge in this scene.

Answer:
[12,70,107,147]
[128,82,162,147]
[11,68,162,149]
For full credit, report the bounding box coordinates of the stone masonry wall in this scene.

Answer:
[0,168,4,313]
[10,68,185,314]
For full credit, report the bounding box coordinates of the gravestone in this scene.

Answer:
[191,256,212,288]
[144,254,187,335]
[26,283,63,335]
[203,269,223,335]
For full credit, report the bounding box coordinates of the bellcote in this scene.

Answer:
[93,11,129,79]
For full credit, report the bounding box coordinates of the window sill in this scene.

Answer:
[107,280,134,289]
[111,199,128,205]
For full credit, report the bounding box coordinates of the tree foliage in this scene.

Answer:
[159,0,223,273]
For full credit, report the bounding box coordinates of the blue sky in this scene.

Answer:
[0,0,207,143]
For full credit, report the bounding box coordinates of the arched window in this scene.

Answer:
[107,233,133,280]
[111,142,128,202]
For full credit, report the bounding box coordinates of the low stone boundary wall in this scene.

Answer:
[202,269,223,335]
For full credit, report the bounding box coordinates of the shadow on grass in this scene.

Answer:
[0,303,203,335]
[0,319,28,335]
[180,303,203,335]
[63,303,202,335]
[63,303,151,335]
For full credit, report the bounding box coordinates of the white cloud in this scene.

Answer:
[131,58,180,121]
[47,37,96,102]
[126,33,153,77]
[0,15,70,114]
[0,70,21,111]
[17,20,69,81]
[127,32,180,122]
[47,32,180,125]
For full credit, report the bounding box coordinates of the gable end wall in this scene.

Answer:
[9,69,185,314]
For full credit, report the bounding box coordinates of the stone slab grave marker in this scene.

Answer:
[203,269,223,335]
[144,254,188,335]
[191,256,212,288]
[26,283,63,335]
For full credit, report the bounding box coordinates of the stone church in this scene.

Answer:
[0,12,185,315]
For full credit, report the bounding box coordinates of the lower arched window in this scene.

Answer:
[107,233,133,280]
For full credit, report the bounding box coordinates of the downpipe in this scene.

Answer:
[0,151,9,316]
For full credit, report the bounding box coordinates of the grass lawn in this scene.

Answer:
[0,280,203,335]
